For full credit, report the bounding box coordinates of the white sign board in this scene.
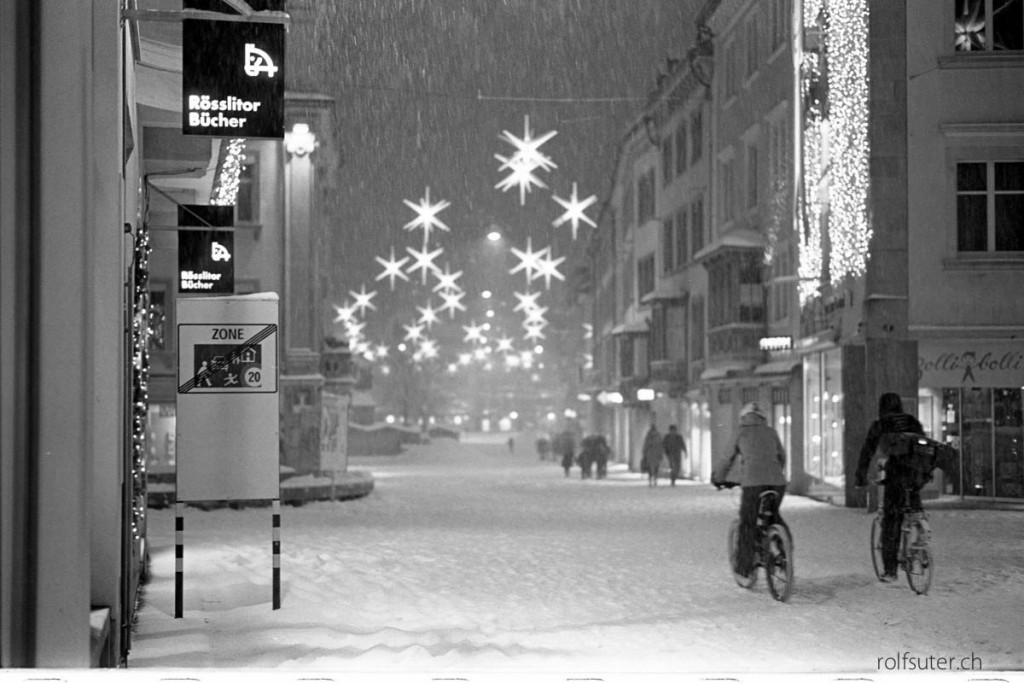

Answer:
[176,293,279,501]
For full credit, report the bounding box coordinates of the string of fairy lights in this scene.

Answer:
[131,218,152,544]
[798,0,871,304]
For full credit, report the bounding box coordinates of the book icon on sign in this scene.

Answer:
[244,43,278,78]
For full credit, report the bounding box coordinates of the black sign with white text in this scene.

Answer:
[179,230,235,294]
[182,0,285,139]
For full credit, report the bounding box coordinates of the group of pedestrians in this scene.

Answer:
[549,430,612,479]
[640,422,688,487]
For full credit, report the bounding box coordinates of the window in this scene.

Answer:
[708,251,765,328]
[768,115,790,188]
[724,40,739,98]
[637,167,657,224]
[957,161,1024,252]
[691,196,704,255]
[745,17,760,80]
[675,119,688,175]
[690,296,705,361]
[662,217,675,273]
[637,254,656,300]
[771,248,793,323]
[720,157,737,221]
[675,206,689,267]
[662,137,674,186]
[770,0,788,53]
[690,109,703,164]
[746,142,759,209]
[955,0,1024,51]
[665,301,687,362]
[236,155,259,223]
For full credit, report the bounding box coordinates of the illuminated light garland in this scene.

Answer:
[130,224,152,543]
[799,0,827,303]
[825,0,870,285]
[211,138,247,206]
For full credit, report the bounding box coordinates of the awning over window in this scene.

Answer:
[754,359,801,375]
[610,319,649,335]
[699,363,752,380]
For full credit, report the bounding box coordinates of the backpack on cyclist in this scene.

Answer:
[883,432,946,490]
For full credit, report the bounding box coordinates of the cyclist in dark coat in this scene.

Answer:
[712,402,787,577]
[855,392,925,581]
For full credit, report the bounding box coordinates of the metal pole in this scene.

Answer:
[174,502,184,618]
[272,499,281,609]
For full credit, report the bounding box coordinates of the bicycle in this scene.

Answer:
[718,483,795,602]
[870,483,933,595]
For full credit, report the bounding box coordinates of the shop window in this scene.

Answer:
[675,119,688,175]
[803,349,844,484]
[955,0,1024,51]
[957,161,1024,252]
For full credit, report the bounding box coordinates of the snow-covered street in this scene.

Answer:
[128,433,1024,676]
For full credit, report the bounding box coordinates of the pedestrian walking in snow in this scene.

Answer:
[553,430,576,477]
[507,436,515,453]
[711,402,788,578]
[642,421,663,486]
[593,434,611,479]
[662,424,686,486]
[854,392,925,582]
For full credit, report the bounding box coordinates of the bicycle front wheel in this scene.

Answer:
[870,515,885,580]
[904,521,933,595]
[727,519,756,589]
[765,524,794,602]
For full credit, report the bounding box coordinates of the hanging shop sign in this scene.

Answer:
[918,340,1024,388]
[176,294,279,501]
[178,204,234,293]
[181,0,285,139]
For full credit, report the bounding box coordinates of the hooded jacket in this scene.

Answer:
[714,412,787,487]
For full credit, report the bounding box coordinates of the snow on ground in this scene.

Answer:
[128,433,1024,677]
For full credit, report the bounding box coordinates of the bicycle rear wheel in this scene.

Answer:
[765,524,794,602]
[904,520,933,595]
[727,519,756,589]
[870,515,885,580]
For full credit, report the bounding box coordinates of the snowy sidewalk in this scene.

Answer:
[128,435,1024,676]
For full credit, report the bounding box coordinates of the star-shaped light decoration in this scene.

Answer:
[405,244,444,285]
[417,301,441,329]
[532,250,566,290]
[523,305,549,326]
[513,290,542,313]
[522,317,548,332]
[403,322,425,342]
[417,338,439,360]
[509,237,548,282]
[438,289,467,319]
[523,323,546,341]
[375,344,389,358]
[458,352,473,366]
[349,284,378,315]
[332,300,357,324]
[402,187,451,245]
[496,336,515,353]
[345,320,366,342]
[374,248,411,290]
[552,182,598,240]
[463,320,486,345]
[432,264,464,293]
[495,116,558,205]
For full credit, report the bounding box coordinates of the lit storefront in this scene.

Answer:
[918,341,1024,500]
[803,347,845,491]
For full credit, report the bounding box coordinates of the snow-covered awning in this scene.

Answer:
[692,228,765,264]
[699,363,752,380]
[754,359,801,376]
[610,320,649,335]
[640,280,686,304]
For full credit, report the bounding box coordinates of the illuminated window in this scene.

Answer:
[957,161,1024,252]
[955,0,1024,52]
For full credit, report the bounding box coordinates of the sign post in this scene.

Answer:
[175,293,280,616]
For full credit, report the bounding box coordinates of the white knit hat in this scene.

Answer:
[740,402,764,418]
